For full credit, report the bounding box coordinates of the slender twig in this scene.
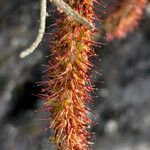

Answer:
[20,0,47,58]
[51,0,95,29]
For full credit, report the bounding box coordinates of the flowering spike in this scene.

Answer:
[104,0,147,41]
[40,0,100,149]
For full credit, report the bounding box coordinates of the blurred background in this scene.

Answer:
[0,0,150,150]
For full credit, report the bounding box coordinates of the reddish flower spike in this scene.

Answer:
[104,0,147,41]
[40,0,98,149]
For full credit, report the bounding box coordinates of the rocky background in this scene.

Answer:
[0,0,150,150]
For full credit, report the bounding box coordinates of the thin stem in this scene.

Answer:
[51,0,95,29]
[20,0,47,58]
